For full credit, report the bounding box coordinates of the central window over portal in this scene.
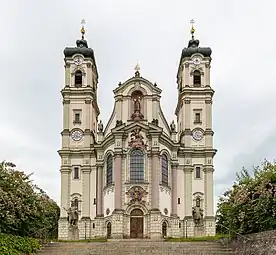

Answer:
[130,149,144,182]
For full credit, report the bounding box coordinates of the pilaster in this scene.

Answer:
[114,151,122,210]
[82,166,91,217]
[183,165,193,217]
[203,166,214,217]
[171,163,178,216]
[60,166,71,217]
[96,165,103,216]
[151,151,160,209]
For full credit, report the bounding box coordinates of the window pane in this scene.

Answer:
[196,167,201,178]
[74,167,79,179]
[162,154,168,185]
[106,155,113,185]
[130,150,144,182]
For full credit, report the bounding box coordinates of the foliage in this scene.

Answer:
[216,160,276,235]
[0,161,60,239]
[0,233,40,255]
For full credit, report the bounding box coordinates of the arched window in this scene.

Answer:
[193,70,201,86]
[162,154,168,185]
[75,70,82,87]
[130,149,144,182]
[106,154,113,186]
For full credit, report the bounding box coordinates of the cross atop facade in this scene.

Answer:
[134,63,140,77]
[190,19,195,38]
[81,19,86,39]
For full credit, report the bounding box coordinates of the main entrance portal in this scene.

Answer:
[130,209,143,238]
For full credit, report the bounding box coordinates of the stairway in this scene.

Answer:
[37,240,235,255]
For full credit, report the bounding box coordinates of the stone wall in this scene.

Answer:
[227,230,276,255]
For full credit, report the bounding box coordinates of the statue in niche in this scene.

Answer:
[192,198,204,227]
[98,120,103,132]
[131,94,144,120]
[65,206,79,227]
[170,120,176,132]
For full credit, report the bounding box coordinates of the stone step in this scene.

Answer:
[37,241,235,255]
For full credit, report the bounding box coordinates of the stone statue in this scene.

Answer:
[133,97,141,112]
[192,198,203,227]
[98,120,103,132]
[170,120,176,132]
[66,206,79,227]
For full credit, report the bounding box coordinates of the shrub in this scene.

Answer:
[0,233,40,255]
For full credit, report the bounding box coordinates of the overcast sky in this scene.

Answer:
[1,0,276,208]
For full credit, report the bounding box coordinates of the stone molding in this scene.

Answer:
[63,99,70,104]
[85,99,92,104]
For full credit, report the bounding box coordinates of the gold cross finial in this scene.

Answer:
[81,19,86,39]
[190,19,195,38]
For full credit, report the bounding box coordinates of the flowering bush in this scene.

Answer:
[216,160,276,235]
[0,161,60,239]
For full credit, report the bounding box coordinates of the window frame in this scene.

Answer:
[195,166,201,179]
[73,166,80,179]
[193,70,201,86]
[74,70,83,87]
[106,154,113,186]
[130,149,144,183]
[161,154,169,185]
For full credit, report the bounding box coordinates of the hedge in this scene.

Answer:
[0,233,40,255]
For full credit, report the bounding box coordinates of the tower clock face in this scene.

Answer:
[71,130,83,141]
[192,129,204,141]
[74,57,83,66]
[193,57,201,65]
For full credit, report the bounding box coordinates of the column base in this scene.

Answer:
[111,210,124,239]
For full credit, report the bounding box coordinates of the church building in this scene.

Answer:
[58,22,216,240]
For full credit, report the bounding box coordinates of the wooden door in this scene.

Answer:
[130,217,143,238]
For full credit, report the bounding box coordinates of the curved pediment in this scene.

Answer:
[113,74,162,96]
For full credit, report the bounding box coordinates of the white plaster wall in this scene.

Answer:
[176,169,184,218]
[103,190,115,216]
[159,189,171,216]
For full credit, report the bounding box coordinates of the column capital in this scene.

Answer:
[60,166,71,173]
[183,166,193,173]
[82,166,91,173]
[203,166,214,173]
[171,163,179,169]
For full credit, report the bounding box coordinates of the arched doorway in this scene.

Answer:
[162,221,167,238]
[130,209,144,238]
[106,222,111,239]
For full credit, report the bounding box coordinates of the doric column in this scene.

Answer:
[60,166,70,217]
[96,165,103,216]
[151,152,159,209]
[171,163,178,216]
[204,166,214,216]
[114,153,122,210]
[82,166,91,217]
[183,165,193,217]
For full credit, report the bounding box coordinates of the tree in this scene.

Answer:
[0,161,60,238]
[216,160,276,235]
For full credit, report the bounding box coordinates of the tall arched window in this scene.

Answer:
[162,154,168,185]
[75,70,82,87]
[130,149,144,182]
[193,70,201,86]
[106,154,113,185]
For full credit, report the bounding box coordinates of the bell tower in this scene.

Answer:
[58,20,100,240]
[175,21,216,235]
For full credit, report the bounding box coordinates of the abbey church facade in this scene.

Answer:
[58,25,216,240]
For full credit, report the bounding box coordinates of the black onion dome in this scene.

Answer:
[181,37,212,58]
[64,38,95,58]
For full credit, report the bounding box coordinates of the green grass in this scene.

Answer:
[58,237,107,242]
[165,234,229,242]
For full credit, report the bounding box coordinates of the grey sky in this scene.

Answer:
[1,0,275,207]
